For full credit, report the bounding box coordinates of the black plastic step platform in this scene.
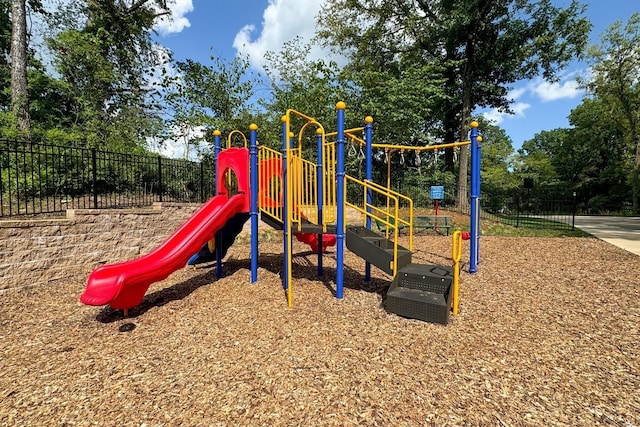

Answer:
[386,264,453,324]
[345,226,412,275]
[260,209,336,234]
[260,209,283,230]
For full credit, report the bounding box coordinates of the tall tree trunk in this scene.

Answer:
[10,0,30,135]
[456,38,475,211]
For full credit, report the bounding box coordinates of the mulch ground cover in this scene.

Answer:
[1,233,639,426]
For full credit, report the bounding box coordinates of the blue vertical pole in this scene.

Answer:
[475,133,482,265]
[336,102,346,299]
[281,117,289,292]
[249,124,259,283]
[213,130,221,195]
[213,130,223,278]
[316,129,324,276]
[364,116,373,282]
[469,121,480,273]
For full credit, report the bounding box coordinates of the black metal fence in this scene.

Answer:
[479,190,577,230]
[0,140,215,218]
[398,182,578,230]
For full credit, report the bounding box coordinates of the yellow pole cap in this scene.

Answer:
[249,123,258,131]
[316,128,323,135]
[336,101,346,110]
[281,115,287,122]
[288,132,294,138]
[365,116,373,124]
[477,136,483,142]
[470,121,479,128]
[213,130,221,136]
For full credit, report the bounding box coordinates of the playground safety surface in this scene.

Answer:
[1,234,639,426]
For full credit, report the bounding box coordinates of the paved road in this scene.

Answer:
[573,216,640,256]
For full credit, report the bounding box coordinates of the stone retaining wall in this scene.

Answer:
[0,203,201,293]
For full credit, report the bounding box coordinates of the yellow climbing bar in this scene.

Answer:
[452,231,463,315]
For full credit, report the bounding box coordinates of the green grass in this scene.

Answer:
[481,221,591,237]
[446,213,591,238]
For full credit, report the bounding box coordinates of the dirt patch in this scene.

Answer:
[1,235,639,426]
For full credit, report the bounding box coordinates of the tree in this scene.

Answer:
[318,0,591,208]
[568,97,631,212]
[0,0,12,109]
[260,37,348,148]
[159,54,259,159]
[46,0,176,149]
[10,0,29,133]
[514,129,568,191]
[477,119,516,195]
[583,13,640,214]
[6,0,45,135]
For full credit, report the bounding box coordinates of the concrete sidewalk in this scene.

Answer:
[573,216,640,256]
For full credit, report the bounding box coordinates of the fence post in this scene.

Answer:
[157,155,163,202]
[572,191,576,230]
[200,162,204,203]
[91,148,98,209]
[516,194,520,228]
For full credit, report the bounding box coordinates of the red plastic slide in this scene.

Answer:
[80,193,246,310]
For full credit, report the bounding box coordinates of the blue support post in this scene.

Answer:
[214,130,221,192]
[281,117,289,292]
[249,124,259,283]
[213,130,223,278]
[316,129,324,277]
[364,116,373,282]
[335,102,346,299]
[475,133,482,265]
[469,121,480,273]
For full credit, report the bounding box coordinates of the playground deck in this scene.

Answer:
[1,235,638,426]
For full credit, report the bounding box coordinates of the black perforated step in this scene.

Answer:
[386,263,453,324]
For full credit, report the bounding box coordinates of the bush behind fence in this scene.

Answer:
[0,140,215,218]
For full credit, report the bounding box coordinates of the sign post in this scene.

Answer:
[430,185,444,216]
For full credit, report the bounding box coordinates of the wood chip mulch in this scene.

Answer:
[1,235,639,426]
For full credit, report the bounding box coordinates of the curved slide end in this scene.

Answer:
[80,265,126,307]
[80,259,157,310]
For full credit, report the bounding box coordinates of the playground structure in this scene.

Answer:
[80,103,481,324]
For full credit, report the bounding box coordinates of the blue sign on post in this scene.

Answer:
[430,185,444,200]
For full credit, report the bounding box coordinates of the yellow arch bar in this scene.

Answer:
[227,130,248,148]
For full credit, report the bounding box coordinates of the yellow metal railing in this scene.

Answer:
[321,141,337,224]
[290,155,318,228]
[258,145,284,221]
[452,231,463,315]
[345,175,413,275]
[354,177,414,251]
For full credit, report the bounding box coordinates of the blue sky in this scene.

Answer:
[152,0,638,153]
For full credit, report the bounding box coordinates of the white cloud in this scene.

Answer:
[482,102,531,125]
[153,0,194,35]
[508,87,527,101]
[531,79,583,102]
[233,0,327,70]
[528,70,588,102]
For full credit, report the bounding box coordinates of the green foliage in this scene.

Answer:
[41,0,172,150]
[260,37,347,148]
[583,13,640,213]
[477,119,517,194]
[159,53,260,158]
[318,0,591,212]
